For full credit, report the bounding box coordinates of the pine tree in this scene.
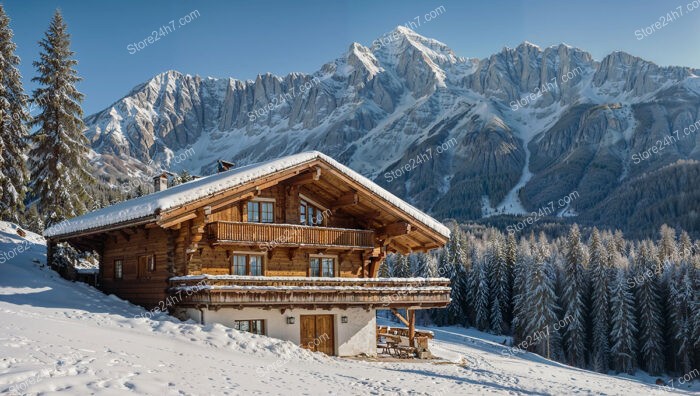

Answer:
[505,231,517,325]
[378,259,390,278]
[609,267,637,374]
[657,224,678,266]
[669,261,695,374]
[29,10,93,226]
[391,254,411,278]
[512,239,532,343]
[488,234,509,334]
[563,224,588,367]
[589,229,610,372]
[0,5,30,222]
[417,253,438,278]
[528,241,561,359]
[633,242,666,375]
[473,259,491,331]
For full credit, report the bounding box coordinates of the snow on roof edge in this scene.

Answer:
[44,151,450,239]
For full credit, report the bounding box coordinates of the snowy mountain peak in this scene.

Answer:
[82,31,700,235]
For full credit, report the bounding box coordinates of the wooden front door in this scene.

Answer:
[300,315,334,356]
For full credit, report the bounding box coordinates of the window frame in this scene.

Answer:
[247,199,275,223]
[147,255,156,272]
[114,258,124,280]
[233,319,266,335]
[299,196,326,226]
[231,252,265,276]
[309,255,337,277]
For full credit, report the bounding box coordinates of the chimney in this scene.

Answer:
[153,173,168,192]
[217,160,235,173]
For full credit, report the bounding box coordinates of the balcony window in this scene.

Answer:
[300,199,324,226]
[247,201,274,223]
[310,257,335,277]
[232,253,264,276]
[234,319,265,335]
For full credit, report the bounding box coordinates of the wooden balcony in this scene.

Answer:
[168,276,451,309]
[206,221,375,249]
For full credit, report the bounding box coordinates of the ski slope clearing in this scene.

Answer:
[0,222,696,395]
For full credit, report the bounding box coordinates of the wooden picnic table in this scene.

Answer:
[377,333,415,358]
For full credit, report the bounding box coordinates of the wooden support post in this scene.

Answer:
[408,309,416,348]
[46,239,55,269]
[390,308,410,327]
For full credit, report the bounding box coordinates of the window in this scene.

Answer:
[300,199,324,226]
[234,319,265,335]
[247,200,274,223]
[250,255,262,276]
[233,255,247,276]
[310,257,335,277]
[231,254,264,276]
[114,259,123,280]
[261,202,273,223]
[247,202,260,223]
[138,255,155,279]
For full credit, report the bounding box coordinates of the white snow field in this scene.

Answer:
[0,222,697,395]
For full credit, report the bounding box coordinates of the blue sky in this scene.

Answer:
[6,0,700,114]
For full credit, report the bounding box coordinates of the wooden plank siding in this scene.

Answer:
[100,227,170,308]
[195,246,366,278]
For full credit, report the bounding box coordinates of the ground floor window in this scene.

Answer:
[234,319,265,335]
[310,256,336,277]
[114,259,123,280]
[232,254,264,276]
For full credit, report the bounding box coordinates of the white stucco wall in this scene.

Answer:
[182,307,377,357]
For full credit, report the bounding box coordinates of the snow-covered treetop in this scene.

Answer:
[44,151,451,239]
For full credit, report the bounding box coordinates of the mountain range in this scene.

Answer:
[83,26,700,238]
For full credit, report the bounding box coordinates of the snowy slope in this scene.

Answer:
[0,225,696,395]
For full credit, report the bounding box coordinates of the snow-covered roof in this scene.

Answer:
[45,151,450,239]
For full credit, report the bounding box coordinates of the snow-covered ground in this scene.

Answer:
[0,222,697,395]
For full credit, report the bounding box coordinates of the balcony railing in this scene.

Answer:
[168,275,451,309]
[207,221,375,249]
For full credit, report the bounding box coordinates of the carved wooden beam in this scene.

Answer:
[159,212,197,229]
[331,191,358,211]
[377,222,411,239]
[285,167,321,186]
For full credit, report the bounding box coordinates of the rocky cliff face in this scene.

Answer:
[83,26,700,237]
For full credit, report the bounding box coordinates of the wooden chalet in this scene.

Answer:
[44,151,451,356]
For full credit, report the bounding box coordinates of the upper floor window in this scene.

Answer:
[247,200,274,223]
[310,256,336,277]
[300,199,325,226]
[232,253,264,276]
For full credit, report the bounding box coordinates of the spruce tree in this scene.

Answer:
[609,267,637,374]
[505,231,517,325]
[634,242,666,375]
[512,239,532,343]
[657,224,678,266]
[391,254,411,278]
[589,229,610,372]
[29,10,93,227]
[0,5,30,222]
[473,259,491,331]
[563,224,588,367]
[488,234,509,334]
[669,261,695,374]
[528,241,561,359]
